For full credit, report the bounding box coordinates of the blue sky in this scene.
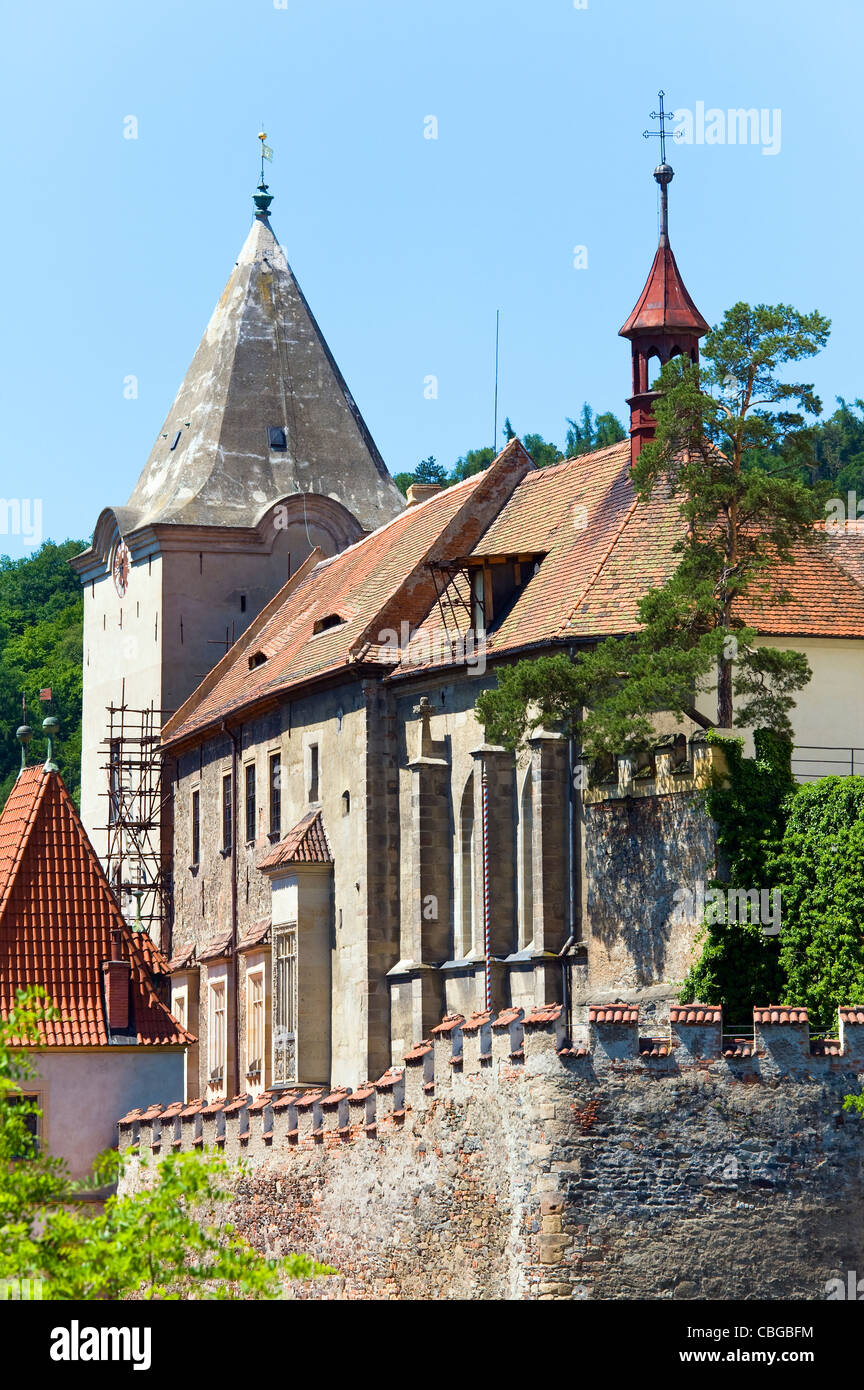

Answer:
[0,0,860,558]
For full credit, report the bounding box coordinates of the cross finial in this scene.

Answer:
[642,90,680,238]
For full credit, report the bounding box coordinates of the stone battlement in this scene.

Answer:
[117,1000,864,1158]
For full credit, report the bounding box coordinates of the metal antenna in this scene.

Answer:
[493,310,500,454]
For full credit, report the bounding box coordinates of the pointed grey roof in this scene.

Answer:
[124,216,404,533]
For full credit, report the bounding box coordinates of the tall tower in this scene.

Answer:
[73,155,405,935]
[619,93,709,467]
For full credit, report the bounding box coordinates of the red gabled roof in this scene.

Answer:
[619,236,710,339]
[161,439,533,748]
[0,765,193,1048]
[258,810,333,871]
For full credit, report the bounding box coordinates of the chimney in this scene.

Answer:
[103,928,131,1032]
[406,483,442,506]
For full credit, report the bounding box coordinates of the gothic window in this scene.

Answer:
[519,769,534,949]
[457,772,475,958]
[308,744,320,804]
[273,928,297,1086]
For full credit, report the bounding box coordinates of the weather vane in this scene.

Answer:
[253,128,275,221]
[643,90,681,166]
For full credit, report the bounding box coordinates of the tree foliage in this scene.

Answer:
[0,988,330,1299]
[0,541,84,809]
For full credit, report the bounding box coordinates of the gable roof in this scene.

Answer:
[258,810,333,871]
[390,442,864,677]
[119,214,404,535]
[0,765,192,1047]
[161,440,534,748]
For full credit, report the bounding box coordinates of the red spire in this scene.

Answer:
[619,179,708,466]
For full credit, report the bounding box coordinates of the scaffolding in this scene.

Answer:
[98,689,174,946]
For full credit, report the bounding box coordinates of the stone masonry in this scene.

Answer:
[119,1002,864,1300]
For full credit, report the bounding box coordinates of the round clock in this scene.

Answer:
[112,540,131,597]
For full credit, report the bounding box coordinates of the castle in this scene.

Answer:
[69,148,864,1132]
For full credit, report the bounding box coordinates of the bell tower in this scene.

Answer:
[619,92,709,466]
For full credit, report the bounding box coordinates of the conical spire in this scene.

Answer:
[619,94,709,465]
[124,199,404,534]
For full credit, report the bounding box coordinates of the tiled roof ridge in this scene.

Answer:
[258,807,333,870]
[118,999,864,1154]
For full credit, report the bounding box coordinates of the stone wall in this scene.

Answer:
[118,1003,864,1301]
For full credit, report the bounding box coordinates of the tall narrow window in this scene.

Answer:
[191,789,200,866]
[247,970,264,1076]
[273,929,297,1085]
[519,770,534,949]
[245,764,256,843]
[269,753,281,837]
[108,739,122,825]
[458,773,476,958]
[308,744,320,804]
[222,774,233,852]
[471,569,486,634]
[208,981,226,1085]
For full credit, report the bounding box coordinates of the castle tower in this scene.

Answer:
[73,160,405,933]
[619,99,709,466]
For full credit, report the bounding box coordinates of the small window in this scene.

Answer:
[269,753,282,837]
[248,651,267,669]
[9,1093,40,1156]
[222,774,233,852]
[308,744,320,804]
[341,789,350,816]
[313,613,345,634]
[170,430,182,450]
[245,764,256,844]
[191,789,200,866]
[240,594,247,614]
[267,426,287,451]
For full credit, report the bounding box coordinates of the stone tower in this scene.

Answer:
[72,175,404,928]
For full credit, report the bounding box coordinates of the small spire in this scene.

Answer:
[16,724,32,773]
[42,716,59,773]
[253,129,274,221]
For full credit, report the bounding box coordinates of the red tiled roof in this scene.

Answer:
[198,928,234,962]
[753,1006,808,1025]
[589,1004,639,1025]
[258,810,332,871]
[238,917,271,951]
[0,765,193,1048]
[161,441,533,748]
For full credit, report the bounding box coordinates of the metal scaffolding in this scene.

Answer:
[98,689,174,946]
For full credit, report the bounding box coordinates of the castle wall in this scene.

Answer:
[118,1004,864,1301]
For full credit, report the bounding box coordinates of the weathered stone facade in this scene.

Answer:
[119,1002,864,1300]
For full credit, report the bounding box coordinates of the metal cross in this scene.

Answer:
[643,90,681,164]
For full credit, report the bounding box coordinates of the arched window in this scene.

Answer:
[457,773,475,958]
[519,769,534,949]
[647,351,663,388]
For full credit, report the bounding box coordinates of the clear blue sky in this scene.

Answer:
[0,0,860,558]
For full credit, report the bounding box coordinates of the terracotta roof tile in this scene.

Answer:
[0,766,191,1048]
[238,917,271,951]
[198,928,234,962]
[670,1005,723,1025]
[431,1013,465,1035]
[589,1004,639,1025]
[839,1006,864,1025]
[258,811,332,871]
[753,1006,808,1025]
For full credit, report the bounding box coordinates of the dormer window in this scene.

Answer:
[466,554,544,635]
[248,651,267,670]
[267,426,287,451]
[313,613,345,635]
[170,430,182,450]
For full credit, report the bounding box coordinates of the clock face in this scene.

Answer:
[112,541,131,598]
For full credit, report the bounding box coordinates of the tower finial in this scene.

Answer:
[42,716,59,773]
[254,129,274,221]
[643,90,681,238]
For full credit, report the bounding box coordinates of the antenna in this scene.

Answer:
[492,310,500,454]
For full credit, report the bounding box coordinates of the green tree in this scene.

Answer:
[565,403,626,456]
[0,988,330,1299]
[476,304,829,757]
